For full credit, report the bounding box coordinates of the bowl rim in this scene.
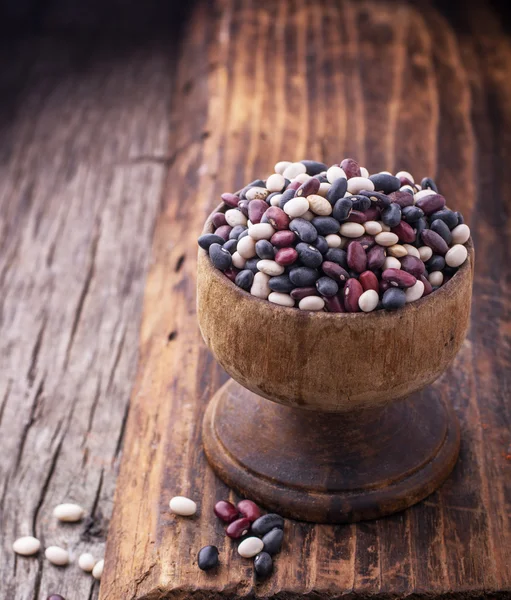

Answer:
[200,203,474,321]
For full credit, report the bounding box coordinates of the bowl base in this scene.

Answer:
[202,379,460,523]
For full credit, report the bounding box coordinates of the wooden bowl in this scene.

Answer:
[198,206,474,522]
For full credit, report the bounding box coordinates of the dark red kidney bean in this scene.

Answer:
[367,245,386,270]
[381,203,401,227]
[347,241,367,273]
[398,175,413,186]
[198,233,226,250]
[382,268,417,288]
[263,206,290,230]
[430,209,458,230]
[420,274,433,296]
[415,193,446,215]
[420,177,438,192]
[388,191,414,208]
[399,255,425,278]
[289,267,320,287]
[269,275,295,293]
[214,500,239,523]
[287,180,301,191]
[296,242,323,268]
[430,219,452,245]
[359,270,379,293]
[312,216,340,236]
[363,205,381,221]
[333,198,353,221]
[369,173,400,194]
[279,188,297,209]
[237,499,261,522]
[221,192,240,208]
[248,199,268,224]
[237,199,250,217]
[234,269,252,288]
[344,278,363,312]
[346,210,367,224]
[275,247,298,266]
[324,248,348,269]
[391,220,416,243]
[48,596,66,600]
[209,243,233,271]
[226,517,251,539]
[212,212,228,228]
[316,276,339,297]
[290,286,319,300]
[322,261,349,284]
[324,294,345,312]
[313,235,328,255]
[255,240,275,259]
[340,158,361,178]
[426,254,446,272]
[290,218,318,243]
[301,160,328,175]
[350,195,372,211]
[351,235,375,250]
[382,287,406,310]
[214,225,233,241]
[326,177,348,204]
[380,279,391,293]
[421,229,449,255]
[296,177,320,197]
[271,230,296,247]
[401,205,424,223]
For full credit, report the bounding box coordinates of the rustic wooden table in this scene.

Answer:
[1,1,510,599]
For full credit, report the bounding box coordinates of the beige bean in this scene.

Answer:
[451,224,470,245]
[383,256,401,270]
[248,223,275,241]
[325,234,342,248]
[298,296,325,311]
[364,220,383,236]
[418,245,433,262]
[283,197,309,218]
[360,167,369,178]
[237,235,256,258]
[445,244,468,267]
[294,172,311,183]
[326,165,346,183]
[375,232,399,247]
[318,182,331,197]
[405,280,425,303]
[257,260,285,276]
[413,188,436,202]
[387,244,408,258]
[270,193,282,206]
[225,208,248,227]
[283,162,306,180]
[347,176,375,195]
[403,244,420,258]
[340,222,365,238]
[428,271,444,286]
[250,272,271,299]
[307,194,332,216]
[268,292,295,307]
[301,210,315,222]
[245,186,269,201]
[378,221,391,232]
[232,252,246,269]
[13,536,41,556]
[274,160,292,175]
[45,546,70,566]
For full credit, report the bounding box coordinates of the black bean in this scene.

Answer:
[401,205,424,224]
[237,199,250,217]
[251,513,285,537]
[326,177,348,204]
[238,229,249,240]
[382,288,406,310]
[426,254,446,272]
[235,269,254,291]
[350,195,372,211]
[313,235,329,255]
[279,188,296,209]
[369,173,401,194]
[430,209,458,230]
[198,545,219,571]
[359,190,391,208]
[245,258,260,273]
[430,219,452,245]
[198,234,225,250]
[332,198,353,221]
[316,276,339,297]
[229,225,246,240]
[420,177,438,193]
[255,240,275,260]
[300,160,328,175]
[223,239,238,254]
[311,216,340,236]
[288,267,320,287]
[268,275,295,293]
[262,528,284,556]
[443,265,458,277]
[315,174,329,183]
[290,218,318,243]
[209,243,232,270]
[381,203,402,227]
[296,242,323,268]
[413,217,427,247]
[254,552,273,579]
[239,179,265,198]
[324,248,348,269]
[455,211,464,225]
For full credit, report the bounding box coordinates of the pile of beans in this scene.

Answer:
[198,159,471,312]
[170,495,284,579]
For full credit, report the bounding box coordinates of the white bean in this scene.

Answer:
[360,167,369,178]
[13,536,41,556]
[232,252,246,269]
[268,292,295,307]
[326,166,346,183]
[266,173,285,192]
[383,256,401,270]
[325,234,342,248]
[318,182,331,197]
[92,558,104,580]
[45,546,70,566]
[248,223,275,241]
[395,170,414,184]
[375,232,399,247]
[250,272,271,299]
[169,496,197,516]
[405,280,425,303]
[445,244,468,268]
[238,537,264,558]
[428,271,444,287]
[257,260,284,276]
[274,160,292,175]
[283,162,306,180]
[298,296,325,311]
[78,553,97,572]
[418,245,433,262]
[225,208,248,227]
[53,503,86,523]
[378,221,391,232]
[451,224,470,245]
[347,177,374,195]
[283,197,309,218]
[414,189,436,202]
[339,222,365,238]
[358,289,379,312]
[403,244,420,258]
[270,193,282,206]
[294,172,311,183]
[364,221,382,236]
[236,235,256,258]
[301,210,315,222]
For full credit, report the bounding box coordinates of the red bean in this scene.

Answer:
[214,225,232,241]
[382,268,417,288]
[322,261,349,284]
[351,235,375,250]
[421,274,433,296]
[226,517,251,539]
[344,278,363,312]
[346,210,367,224]
[380,280,391,293]
[248,199,268,224]
[391,221,415,243]
[214,500,239,523]
[290,287,319,300]
[237,500,261,522]
[224,267,240,282]
[347,241,367,273]
[275,247,298,266]
[363,206,381,221]
[340,158,361,178]
[324,294,345,312]
[359,270,379,293]
[421,229,449,255]
[415,193,446,215]
[296,177,320,197]
[366,245,386,270]
[388,191,414,208]
[287,180,301,191]
[399,255,425,278]
[271,230,296,247]
[398,176,413,186]
[212,213,227,228]
[221,192,240,208]
[264,207,290,231]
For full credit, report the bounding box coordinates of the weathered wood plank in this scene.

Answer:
[102,0,511,598]
[0,37,173,599]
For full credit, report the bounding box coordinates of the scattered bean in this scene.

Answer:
[226,517,252,539]
[238,537,265,559]
[170,496,197,516]
[262,528,284,556]
[92,559,104,580]
[13,536,41,556]
[78,553,96,572]
[198,545,219,570]
[45,546,69,566]
[254,552,273,579]
[214,500,239,523]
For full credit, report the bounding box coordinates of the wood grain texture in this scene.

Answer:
[101,0,511,598]
[0,36,172,599]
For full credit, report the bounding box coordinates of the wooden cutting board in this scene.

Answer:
[99,1,511,597]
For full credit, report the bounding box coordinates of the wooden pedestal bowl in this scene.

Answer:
[197,208,474,523]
